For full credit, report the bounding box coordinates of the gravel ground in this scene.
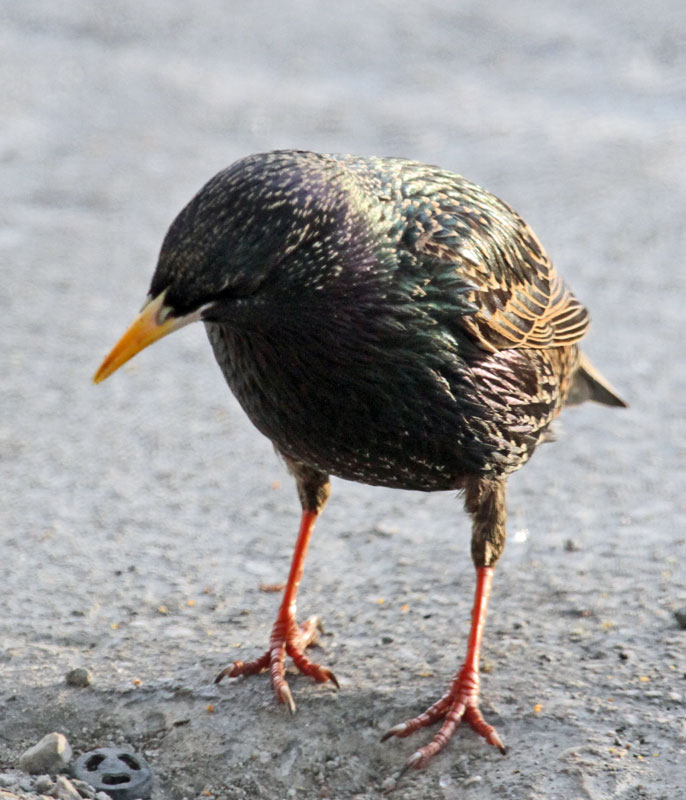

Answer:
[1,2,685,799]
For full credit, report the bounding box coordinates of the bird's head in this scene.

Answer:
[94,151,378,384]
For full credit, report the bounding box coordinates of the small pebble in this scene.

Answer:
[94,793,114,800]
[19,732,72,775]
[55,776,84,800]
[71,778,97,798]
[673,608,686,630]
[564,538,581,552]
[33,774,55,794]
[372,522,397,537]
[462,775,483,787]
[65,668,93,688]
[0,774,16,788]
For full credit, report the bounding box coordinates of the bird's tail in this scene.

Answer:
[566,353,627,407]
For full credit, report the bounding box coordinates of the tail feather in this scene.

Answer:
[566,353,627,408]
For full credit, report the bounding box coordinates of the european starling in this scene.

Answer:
[94,150,625,769]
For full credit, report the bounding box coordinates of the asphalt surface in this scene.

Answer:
[1,2,685,799]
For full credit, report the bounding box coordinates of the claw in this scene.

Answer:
[215,650,270,683]
[491,731,507,755]
[278,682,296,714]
[214,666,231,684]
[398,749,424,778]
[294,615,322,648]
[380,722,408,742]
[325,668,340,690]
[311,614,325,633]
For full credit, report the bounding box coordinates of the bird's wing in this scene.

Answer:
[399,179,590,353]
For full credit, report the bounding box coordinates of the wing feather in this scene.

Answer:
[398,171,590,353]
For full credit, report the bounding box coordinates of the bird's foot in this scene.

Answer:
[382,664,505,770]
[215,614,338,712]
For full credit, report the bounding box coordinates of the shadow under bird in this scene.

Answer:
[94,150,625,770]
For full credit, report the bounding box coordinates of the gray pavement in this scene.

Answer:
[1,1,684,798]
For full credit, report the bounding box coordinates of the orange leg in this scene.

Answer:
[383,565,505,769]
[215,510,338,712]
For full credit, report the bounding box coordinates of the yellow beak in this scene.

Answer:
[93,291,201,384]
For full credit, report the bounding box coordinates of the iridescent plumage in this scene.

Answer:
[96,150,625,769]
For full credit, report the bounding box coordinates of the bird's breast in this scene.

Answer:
[203,319,569,490]
[204,320,481,490]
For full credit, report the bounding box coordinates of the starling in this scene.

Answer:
[94,150,625,769]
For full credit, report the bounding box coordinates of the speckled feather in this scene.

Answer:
[152,150,620,491]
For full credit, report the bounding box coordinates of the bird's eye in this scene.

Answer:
[198,291,236,322]
[212,285,239,302]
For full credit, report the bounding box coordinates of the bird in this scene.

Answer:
[94,149,625,770]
